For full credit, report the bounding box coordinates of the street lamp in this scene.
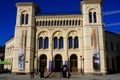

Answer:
[80,56,84,74]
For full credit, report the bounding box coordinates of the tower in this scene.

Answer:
[12,2,39,73]
[81,0,106,74]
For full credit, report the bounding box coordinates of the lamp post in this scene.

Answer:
[80,56,84,74]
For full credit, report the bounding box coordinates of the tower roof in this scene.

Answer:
[16,2,40,14]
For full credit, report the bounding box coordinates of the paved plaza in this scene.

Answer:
[0,73,120,80]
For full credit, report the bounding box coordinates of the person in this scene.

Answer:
[68,71,71,78]
[30,71,34,79]
[62,65,67,78]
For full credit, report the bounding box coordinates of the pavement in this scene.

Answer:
[0,73,120,80]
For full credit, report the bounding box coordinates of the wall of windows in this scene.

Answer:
[38,36,79,49]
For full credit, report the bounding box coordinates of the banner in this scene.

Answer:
[21,29,24,49]
[20,28,27,49]
[92,28,100,70]
[18,50,24,70]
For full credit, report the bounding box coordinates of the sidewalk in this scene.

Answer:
[0,73,120,80]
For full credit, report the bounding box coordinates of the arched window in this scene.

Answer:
[59,37,63,49]
[48,21,50,26]
[75,20,77,25]
[57,20,59,26]
[89,12,92,23]
[25,14,28,24]
[39,21,41,26]
[43,21,46,26]
[72,20,74,26]
[66,20,68,26]
[45,21,47,26]
[93,12,97,23]
[78,20,80,25]
[69,37,73,49]
[74,36,79,48]
[39,37,43,49]
[69,20,71,26]
[42,21,44,26]
[44,37,49,49]
[54,37,58,49]
[21,14,24,24]
[54,20,56,26]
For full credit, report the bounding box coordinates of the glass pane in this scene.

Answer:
[39,37,43,49]
[54,37,58,49]
[21,14,24,24]
[44,37,49,49]
[93,12,97,23]
[59,37,63,49]
[25,14,28,24]
[54,21,56,26]
[89,12,92,23]
[74,37,78,48]
[69,37,72,49]
[66,20,68,26]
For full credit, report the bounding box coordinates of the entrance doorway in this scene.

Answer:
[55,54,62,72]
[40,54,47,71]
[70,54,78,72]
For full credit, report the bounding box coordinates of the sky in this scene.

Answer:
[0,0,120,46]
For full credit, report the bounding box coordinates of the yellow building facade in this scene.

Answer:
[4,0,120,75]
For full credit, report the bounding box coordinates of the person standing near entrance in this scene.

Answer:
[30,70,34,79]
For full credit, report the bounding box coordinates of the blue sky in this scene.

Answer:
[0,0,120,46]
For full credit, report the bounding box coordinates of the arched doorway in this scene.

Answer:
[40,54,47,72]
[55,54,62,72]
[70,54,78,72]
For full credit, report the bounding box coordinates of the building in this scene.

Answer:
[105,31,120,73]
[4,38,14,70]
[4,0,120,75]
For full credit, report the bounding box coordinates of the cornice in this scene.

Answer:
[35,14,83,20]
[82,0,102,5]
[16,2,37,7]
